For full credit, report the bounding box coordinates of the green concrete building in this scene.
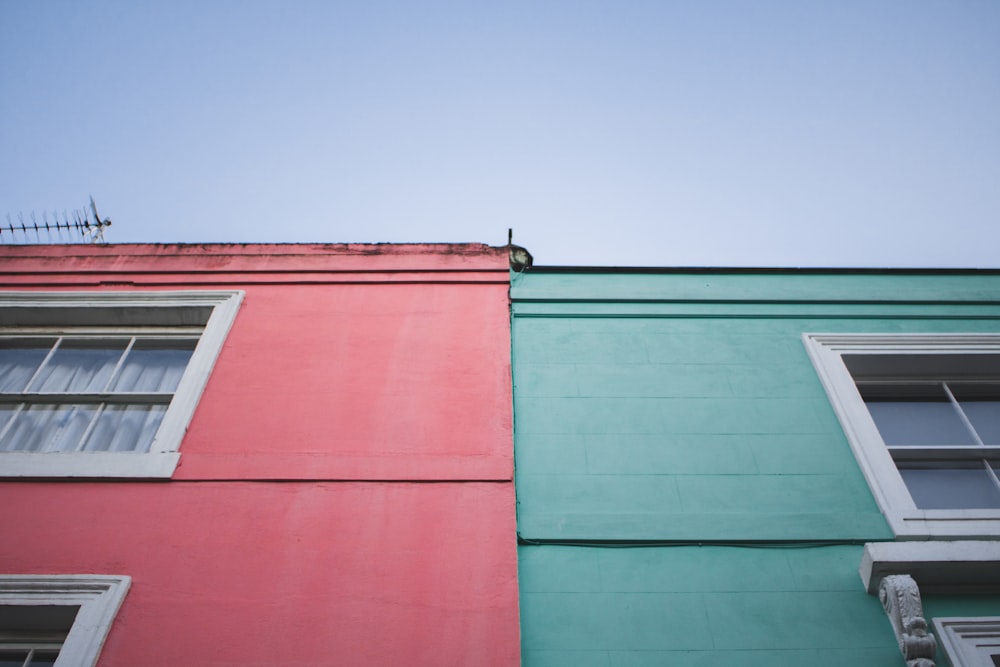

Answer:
[511,267,1000,666]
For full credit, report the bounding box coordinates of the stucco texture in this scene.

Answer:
[511,270,1000,665]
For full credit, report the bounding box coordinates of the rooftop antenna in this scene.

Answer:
[1,197,113,244]
[86,196,111,243]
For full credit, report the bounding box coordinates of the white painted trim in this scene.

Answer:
[804,333,1000,354]
[0,452,180,478]
[860,541,1000,593]
[0,574,130,667]
[0,291,243,478]
[933,617,1000,667]
[0,290,241,310]
[148,291,242,459]
[804,333,1000,539]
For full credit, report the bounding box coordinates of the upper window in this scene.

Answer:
[804,334,1000,538]
[0,291,242,478]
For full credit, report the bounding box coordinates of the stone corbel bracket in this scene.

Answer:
[879,574,937,667]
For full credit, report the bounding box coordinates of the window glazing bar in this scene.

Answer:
[70,402,105,453]
[0,402,25,443]
[943,381,988,448]
[985,458,1000,495]
[889,446,1000,460]
[0,393,175,404]
[101,336,136,392]
[21,338,61,393]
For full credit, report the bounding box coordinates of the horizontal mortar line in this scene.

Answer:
[518,537,882,546]
[511,297,1000,306]
[511,313,1000,320]
[520,591,864,595]
[514,472,846,476]
[1,280,512,288]
[524,266,1000,275]
[189,478,515,483]
[516,536,874,547]
[515,394,820,398]
[515,436,833,439]
[523,648,884,652]
[1,477,514,484]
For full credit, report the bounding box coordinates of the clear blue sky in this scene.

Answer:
[1,1,998,266]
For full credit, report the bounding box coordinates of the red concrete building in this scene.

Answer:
[0,243,519,666]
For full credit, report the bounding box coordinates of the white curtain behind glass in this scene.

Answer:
[0,345,52,392]
[29,343,127,393]
[0,338,194,453]
[0,404,98,452]
[81,405,167,452]
[110,347,192,393]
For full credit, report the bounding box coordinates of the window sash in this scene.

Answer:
[0,332,200,455]
[804,333,1000,538]
[0,290,243,478]
[0,575,130,667]
[0,334,198,396]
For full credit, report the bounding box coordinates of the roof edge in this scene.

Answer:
[526,265,1000,275]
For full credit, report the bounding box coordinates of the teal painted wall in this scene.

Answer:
[519,546,902,666]
[511,270,1000,665]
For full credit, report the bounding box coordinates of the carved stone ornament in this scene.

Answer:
[879,574,937,667]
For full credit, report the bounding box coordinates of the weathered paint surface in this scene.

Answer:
[1,482,517,666]
[0,244,519,666]
[511,269,1000,665]
[178,281,512,480]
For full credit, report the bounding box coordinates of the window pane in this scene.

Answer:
[959,400,1000,446]
[0,342,53,392]
[109,342,194,393]
[898,462,1000,509]
[0,404,98,452]
[0,404,18,433]
[0,652,29,667]
[0,651,60,667]
[29,341,127,393]
[866,398,976,447]
[80,404,166,453]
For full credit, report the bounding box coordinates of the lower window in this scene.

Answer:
[0,576,129,667]
[934,617,1000,667]
[0,602,71,665]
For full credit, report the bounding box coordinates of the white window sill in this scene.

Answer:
[860,540,1000,594]
[0,452,180,478]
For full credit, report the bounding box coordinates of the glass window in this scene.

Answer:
[804,334,1000,538]
[898,463,1000,509]
[0,575,129,667]
[865,396,976,447]
[0,290,243,478]
[857,380,1000,510]
[0,337,196,454]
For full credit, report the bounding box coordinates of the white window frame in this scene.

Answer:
[0,574,130,667]
[804,333,1000,539]
[0,291,243,478]
[933,617,1000,667]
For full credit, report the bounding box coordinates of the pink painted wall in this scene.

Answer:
[0,244,519,666]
